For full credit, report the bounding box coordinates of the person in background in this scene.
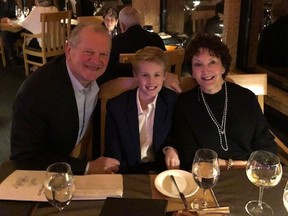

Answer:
[10,24,120,175]
[103,6,166,80]
[171,34,276,171]
[104,46,179,173]
[0,0,22,65]
[204,0,224,37]
[102,7,119,38]
[20,0,58,71]
[257,0,288,67]
[20,0,58,50]
[100,6,181,94]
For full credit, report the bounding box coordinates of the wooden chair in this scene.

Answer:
[77,16,103,25]
[98,77,138,154]
[180,74,288,165]
[119,53,134,64]
[0,36,6,67]
[22,10,72,76]
[165,48,185,77]
[119,48,185,77]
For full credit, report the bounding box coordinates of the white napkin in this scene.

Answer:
[73,174,123,200]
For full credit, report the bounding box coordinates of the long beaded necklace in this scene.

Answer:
[200,81,228,151]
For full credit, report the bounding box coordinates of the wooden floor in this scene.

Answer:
[0,62,287,165]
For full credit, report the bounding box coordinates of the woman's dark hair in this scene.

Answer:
[102,7,118,19]
[185,34,232,77]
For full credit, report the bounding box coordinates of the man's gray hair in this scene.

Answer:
[68,23,110,48]
[118,6,142,28]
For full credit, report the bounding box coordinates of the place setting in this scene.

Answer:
[152,149,230,215]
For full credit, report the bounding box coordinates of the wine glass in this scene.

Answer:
[15,6,23,20]
[191,149,220,210]
[283,181,288,212]
[245,150,282,216]
[44,162,75,214]
[23,6,30,17]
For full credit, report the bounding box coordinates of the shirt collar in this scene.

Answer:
[66,61,97,92]
[136,88,158,115]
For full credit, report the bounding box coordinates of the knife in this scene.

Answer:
[170,175,189,210]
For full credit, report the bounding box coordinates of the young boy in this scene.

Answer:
[104,46,179,173]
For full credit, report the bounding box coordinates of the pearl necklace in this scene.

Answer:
[200,81,228,151]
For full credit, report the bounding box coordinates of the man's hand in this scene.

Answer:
[164,147,180,169]
[164,72,182,94]
[87,156,120,174]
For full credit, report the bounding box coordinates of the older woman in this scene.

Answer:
[171,34,276,171]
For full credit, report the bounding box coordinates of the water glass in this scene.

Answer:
[44,162,75,214]
[283,181,288,212]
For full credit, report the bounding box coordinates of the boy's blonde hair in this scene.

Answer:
[132,46,168,75]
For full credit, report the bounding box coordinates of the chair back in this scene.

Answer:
[77,16,103,25]
[119,48,185,77]
[165,48,185,77]
[225,74,267,113]
[119,53,135,64]
[22,10,71,76]
[41,10,72,56]
[98,77,138,154]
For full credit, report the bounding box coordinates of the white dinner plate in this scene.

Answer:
[154,169,199,198]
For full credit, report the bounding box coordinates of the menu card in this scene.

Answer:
[0,170,123,202]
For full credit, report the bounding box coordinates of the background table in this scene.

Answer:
[0,19,23,33]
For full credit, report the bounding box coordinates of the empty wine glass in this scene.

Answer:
[23,6,30,17]
[44,162,75,214]
[245,150,282,216]
[191,149,220,210]
[283,181,288,212]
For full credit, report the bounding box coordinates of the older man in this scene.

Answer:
[10,24,120,175]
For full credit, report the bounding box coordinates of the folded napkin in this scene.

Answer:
[0,170,123,202]
[73,174,123,200]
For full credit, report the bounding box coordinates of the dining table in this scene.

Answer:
[0,160,287,216]
[0,19,23,33]
[0,18,78,33]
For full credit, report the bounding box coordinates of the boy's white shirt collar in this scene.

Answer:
[136,88,158,114]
